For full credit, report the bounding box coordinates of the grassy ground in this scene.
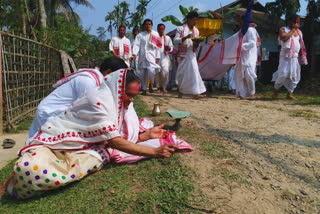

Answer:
[4,117,33,134]
[0,96,202,214]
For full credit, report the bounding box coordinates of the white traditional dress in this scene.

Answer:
[228,66,236,91]
[109,36,132,67]
[234,26,260,98]
[155,35,173,89]
[174,24,206,95]
[7,69,193,200]
[272,27,308,93]
[133,30,161,90]
[27,69,104,140]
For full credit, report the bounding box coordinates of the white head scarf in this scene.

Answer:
[21,69,129,155]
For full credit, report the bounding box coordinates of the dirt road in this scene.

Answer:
[0,131,28,169]
[141,92,320,214]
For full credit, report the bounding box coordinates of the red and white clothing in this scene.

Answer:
[272,27,308,93]
[109,36,132,67]
[27,69,104,140]
[174,24,206,95]
[133,30,161,90]
[235,26,260,98]
[8,69,193,199]
[155,35,173,88]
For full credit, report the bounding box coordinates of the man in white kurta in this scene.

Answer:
[27,57,128,139]
[173,11,206,99]
[109,25,132,67]
[272,15,307,100]
[133,19,161,95]
[155,24,173,93]
[234,21,259,99]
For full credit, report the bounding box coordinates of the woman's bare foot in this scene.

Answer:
[193,94,206,99]
[162,88,167,94]
[287,93,297,100]
[235,96,243,100]
[248,94,256,100]
[177,92,183,98]
[0,172,14,198]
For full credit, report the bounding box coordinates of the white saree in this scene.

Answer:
[8,69,193,199]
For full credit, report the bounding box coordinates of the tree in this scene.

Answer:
[47,0,93,27]
[161,5,215,26]
[97,27,106,41]
[115,1,130,29]
[105,11,115,38]
[301,0,320,75]
[265,0,300,19]
[130,0,151,28]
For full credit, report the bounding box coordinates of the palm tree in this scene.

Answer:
[105,11,115,38]
[130,0,150,28]
[47,0,93,27]
[115,1,130,29]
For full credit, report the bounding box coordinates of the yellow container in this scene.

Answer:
[195,18,222,37]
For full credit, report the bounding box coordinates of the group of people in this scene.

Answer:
[109,12,307,101]
[0,11,307,200]
[110,11,206,99]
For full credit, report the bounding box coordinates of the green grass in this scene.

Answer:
[16,117,33,131]
[289,109,318,120]
[0,156,197,213]
[212,168,251,185]
[5,117,33,133]
[0,95,200,213]
[200,142,232,160]
[133,95,151,118]
[255,83,320,104]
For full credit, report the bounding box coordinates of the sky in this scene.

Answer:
[73,0,309,39]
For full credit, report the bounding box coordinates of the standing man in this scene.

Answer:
[272,15,307,100]
[173,11,206,99]
[109,24,132,67]
[234,16,260,100]
[133,19,161,95]
[155,23,173,93]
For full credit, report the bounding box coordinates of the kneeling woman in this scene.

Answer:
[1,69,193,199]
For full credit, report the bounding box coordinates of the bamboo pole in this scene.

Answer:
[0,29,3,134]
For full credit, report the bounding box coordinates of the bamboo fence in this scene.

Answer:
[0,31,63,130]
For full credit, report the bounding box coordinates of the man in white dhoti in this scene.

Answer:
[234,17,260,100]
[174,11,206,99]
[27,57,128,140]
[109,25,132,67]
[272,15,308,100]
[133,19,161,95]
[155,24,173,93]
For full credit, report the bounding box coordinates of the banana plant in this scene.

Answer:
[162,5,221,26]
[161,3,242,26]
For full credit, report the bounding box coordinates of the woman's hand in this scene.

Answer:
[154,144,179,158]
[148,124,168,139]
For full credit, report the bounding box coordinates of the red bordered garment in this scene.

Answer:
[53,69,101,88]
[177,24,198,58]
[21,69,129,157]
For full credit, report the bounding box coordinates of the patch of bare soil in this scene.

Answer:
[141,92,320,214]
